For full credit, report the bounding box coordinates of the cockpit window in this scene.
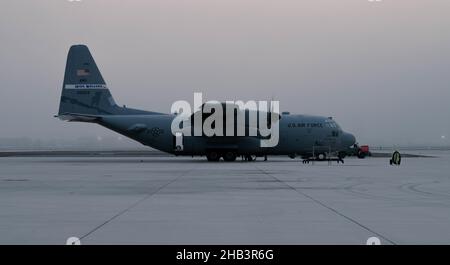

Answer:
[324,120,335,128]
[324,119,342,130]
[334,122,341,130]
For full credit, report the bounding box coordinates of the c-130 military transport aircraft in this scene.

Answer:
[56,45,356,162]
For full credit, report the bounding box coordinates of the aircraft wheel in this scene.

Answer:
[288,154,296,159]
[206,151,221,161]
[223,151,237,162]
[317,153,326,161]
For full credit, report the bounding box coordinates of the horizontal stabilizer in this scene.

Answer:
[55,113,102,122]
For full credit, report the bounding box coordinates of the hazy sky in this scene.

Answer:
[0,0,449,147]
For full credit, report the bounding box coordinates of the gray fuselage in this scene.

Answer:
[97,113,356,158]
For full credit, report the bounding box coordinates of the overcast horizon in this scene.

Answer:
[1,0,449,148]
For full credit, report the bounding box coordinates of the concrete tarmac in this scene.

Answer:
[0,153,449,244]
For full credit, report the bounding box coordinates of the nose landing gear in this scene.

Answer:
[300,151,345,164]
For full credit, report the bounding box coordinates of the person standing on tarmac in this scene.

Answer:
[390,151,401,165]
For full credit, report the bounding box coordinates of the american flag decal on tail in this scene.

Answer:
[77,69,90,76]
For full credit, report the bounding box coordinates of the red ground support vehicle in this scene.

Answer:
[357,145,370,158]
[344,144,371,159]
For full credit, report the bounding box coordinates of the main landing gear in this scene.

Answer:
[223,151,237,162]
[244,155,257,162]
[205,151,265,162]
[206,151,221,162]
[206,150,237,162]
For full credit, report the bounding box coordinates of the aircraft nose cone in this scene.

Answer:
[344,132,356,147]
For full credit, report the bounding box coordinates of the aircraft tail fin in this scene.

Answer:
[57,45,155,119]
[57,45,121,116]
